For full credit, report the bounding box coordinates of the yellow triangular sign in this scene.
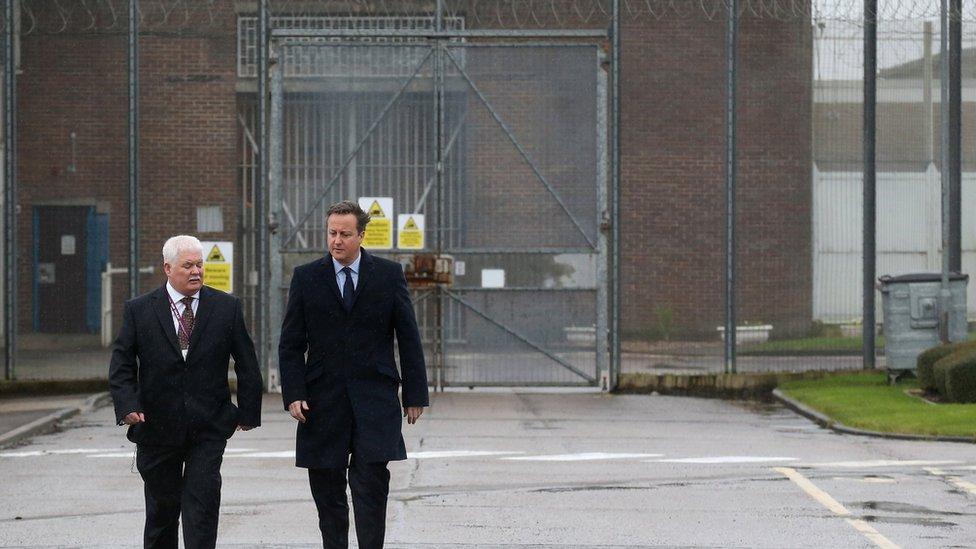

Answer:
[207,245,225,262]
[368,200,385,218]
[403,216,418,230]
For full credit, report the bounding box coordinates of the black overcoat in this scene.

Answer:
[278,249,429,469]
[109,285,263,445]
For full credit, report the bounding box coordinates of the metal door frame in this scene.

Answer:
[265,26,612,390]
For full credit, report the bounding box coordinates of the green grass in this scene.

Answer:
[779,372,976,438]
[743,336,885,355]
[746,331,976,356]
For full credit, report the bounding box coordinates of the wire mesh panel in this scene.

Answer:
[805,9,975,369]
[441,44,603,386]
[270,39,604,386]
[275,42,437,253]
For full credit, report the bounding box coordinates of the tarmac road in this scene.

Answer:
[1,390,974,548]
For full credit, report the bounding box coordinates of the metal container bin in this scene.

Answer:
[878,272,969,379]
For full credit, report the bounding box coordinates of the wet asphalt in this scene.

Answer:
[1,390,974,548]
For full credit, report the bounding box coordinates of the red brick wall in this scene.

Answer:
[619,14,813,338]
[736,16,814,336]
[19,32,127,333]
[18,12,240,333]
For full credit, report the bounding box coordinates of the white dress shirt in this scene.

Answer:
[332,253,361,297]
[166,281,200,359]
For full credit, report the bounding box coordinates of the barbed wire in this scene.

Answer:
[11,1,976,36]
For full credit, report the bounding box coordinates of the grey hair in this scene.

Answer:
[162,235,204,265]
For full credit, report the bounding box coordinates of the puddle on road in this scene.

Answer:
[857,500,968,516]
[830,473,897,483]
[520,421,559,431]
[730,401,783,415]
[861,515,957,528]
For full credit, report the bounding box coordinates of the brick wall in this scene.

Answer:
[19,12,240,333]
[618,14,813,339]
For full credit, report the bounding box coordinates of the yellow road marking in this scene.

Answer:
[774,467,901,549]
[925,467,976,496]
[845,519,902,549]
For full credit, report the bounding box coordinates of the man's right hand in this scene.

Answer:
[288,400,310,423]
[122,412,145,425]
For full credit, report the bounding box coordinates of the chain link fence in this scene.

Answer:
[0,0,972,383]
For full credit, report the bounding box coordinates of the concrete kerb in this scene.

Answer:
[616,370,855,400]
[772,388,976,444]
[0,391,113,449]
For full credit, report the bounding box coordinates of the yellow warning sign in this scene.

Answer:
[206,245,225,262]
[397,214,425,250]
[358,197,393,250]
[368,200,386,218]
[201,241,233,294]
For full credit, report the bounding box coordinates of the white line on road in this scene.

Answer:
[227,451,295,458]
[949,478,976,495]
[774,467,901,549]
[0,448,122,457]
[652,456,798,464]
[227,450,529,459]
[925,467,976,496]
[409,451,524,459]
[44,449,652,461]
[503,453,663,461]
[846,518,902,549]
[800,460,962,469]
[774,467,849,515]
[3,447,257,458]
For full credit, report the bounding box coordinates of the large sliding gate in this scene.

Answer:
[264,22,609,388]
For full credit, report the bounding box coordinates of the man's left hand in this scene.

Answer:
[404,407,423,425]
[236,425,256,431]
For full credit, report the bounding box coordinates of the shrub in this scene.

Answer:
[917,340,976,392]
[944,352,976,403]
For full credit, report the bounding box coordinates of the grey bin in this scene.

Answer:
[878,272,969,377]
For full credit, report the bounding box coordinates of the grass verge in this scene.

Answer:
[742,336,884,356]
[779,371,976,438]
[746,331,976,356]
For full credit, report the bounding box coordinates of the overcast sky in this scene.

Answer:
[813,0,976,80]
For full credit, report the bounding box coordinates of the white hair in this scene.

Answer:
[162,235,204,265]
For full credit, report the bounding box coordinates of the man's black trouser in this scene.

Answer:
[136,437,227,549]
[308,460,391,549]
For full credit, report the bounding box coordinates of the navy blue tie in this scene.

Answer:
[341,266,355,312]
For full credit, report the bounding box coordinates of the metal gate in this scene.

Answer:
[263,23,609,388]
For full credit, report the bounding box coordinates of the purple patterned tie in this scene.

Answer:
[178,296,195,350]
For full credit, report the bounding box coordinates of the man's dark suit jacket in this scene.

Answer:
[278,249,429,469]
[109,285,263,445]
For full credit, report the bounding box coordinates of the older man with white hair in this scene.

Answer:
[109,234,263,549]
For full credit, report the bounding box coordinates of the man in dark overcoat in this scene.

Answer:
[279,200,429,548]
